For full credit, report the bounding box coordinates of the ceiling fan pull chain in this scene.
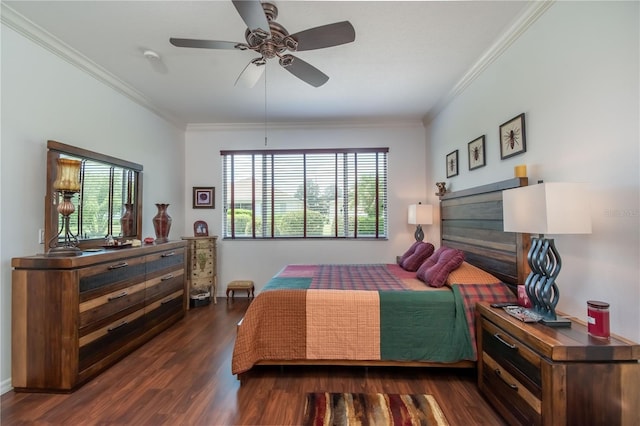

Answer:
[264,65,268,146]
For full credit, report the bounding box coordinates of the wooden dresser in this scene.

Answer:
[182,236,217,307]
[11,241,187,392]
[476,302,640,425]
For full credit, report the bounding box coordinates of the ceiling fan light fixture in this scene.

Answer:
[279,54,293,67]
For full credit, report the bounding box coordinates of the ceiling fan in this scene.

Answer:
[170,0,355,88]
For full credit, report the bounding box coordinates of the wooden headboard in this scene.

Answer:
[439,178,530,288]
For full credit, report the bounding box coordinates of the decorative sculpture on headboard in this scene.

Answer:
[435,182,447,197]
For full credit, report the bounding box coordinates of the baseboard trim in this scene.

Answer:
[1,377,13,395]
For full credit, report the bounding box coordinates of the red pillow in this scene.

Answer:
[397,241,423,265]
[416,246,465,287]
[400,242,435,272]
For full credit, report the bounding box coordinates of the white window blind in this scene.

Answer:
[63,156,134,240]
[221,148,388,239]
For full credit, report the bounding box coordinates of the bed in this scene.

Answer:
[232,178,530,378]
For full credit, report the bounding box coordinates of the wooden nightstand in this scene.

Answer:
[182,236,217,307]
[476,302,640,425]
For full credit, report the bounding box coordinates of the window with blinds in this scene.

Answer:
[221,148,388,239]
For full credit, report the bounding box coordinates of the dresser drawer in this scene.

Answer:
[145,290,184,331]
[79,281,146,331]
[145,270,184,304]
[146,247,185,277]
[78,308,146,372]
[78,255,147,297]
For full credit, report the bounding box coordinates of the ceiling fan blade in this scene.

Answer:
[290,21,355,52]
[170,38,241,50]
[281,55,329,88]
[235,59,266,88]
[232,0,271,35]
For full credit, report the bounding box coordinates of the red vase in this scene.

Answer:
[121,203,135,237]
[153,203,172,243]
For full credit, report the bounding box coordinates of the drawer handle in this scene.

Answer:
[494,368,518,390]
[161,274,174,281]
[161,251,176,257]
[160,297,174,305]
[108,262,129,270]
[108,291,128,301]
[494,333,517,350]
[107,320,128,332]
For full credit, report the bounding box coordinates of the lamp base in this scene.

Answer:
[47,246,83,257]
[414,225,424,242]
[540,316,572,328]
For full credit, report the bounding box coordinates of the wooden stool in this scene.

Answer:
[226,280,255,300]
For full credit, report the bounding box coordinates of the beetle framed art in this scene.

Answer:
[468,135,486,170]
[500,113,526,159]
[446,150,459,178]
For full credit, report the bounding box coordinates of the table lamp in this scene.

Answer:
[47,158,83,256]
[408,203,433,242]
[503,182,592,326]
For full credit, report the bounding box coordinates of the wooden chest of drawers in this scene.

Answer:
[11,241,186,392]
[476,302,640,425]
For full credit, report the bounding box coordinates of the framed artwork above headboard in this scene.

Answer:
[439,178,530,288]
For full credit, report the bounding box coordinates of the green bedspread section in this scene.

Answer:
[263,277,312,290]
[379,288,474,362]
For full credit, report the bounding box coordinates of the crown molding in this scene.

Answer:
[1,3,186,130]
[423,0,555,125]
[186,118,426,132]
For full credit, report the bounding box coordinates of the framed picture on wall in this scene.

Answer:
[499,113,527,159]
[193,187,215,209]
[446,150,459,178]
[468,135,486,170]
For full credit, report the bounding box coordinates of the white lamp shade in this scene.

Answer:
[503,183,592,235]
[408,204,433,225]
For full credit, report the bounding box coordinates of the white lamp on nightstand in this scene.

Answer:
[503,182,592,327]
[408,203,433,242]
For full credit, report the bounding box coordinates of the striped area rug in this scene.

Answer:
[303,392,449,426]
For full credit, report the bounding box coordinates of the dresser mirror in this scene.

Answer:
[44,140,143,249]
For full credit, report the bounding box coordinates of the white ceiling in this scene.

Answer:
[3,1,537,127]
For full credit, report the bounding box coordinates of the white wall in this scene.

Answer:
[184,122,428,294]
[0,25,186,393]
[426,1,639,341]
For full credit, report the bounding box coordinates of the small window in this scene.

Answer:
[221,148,388,239]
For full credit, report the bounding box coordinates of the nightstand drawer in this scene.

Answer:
[481,352,542,425]
[481,319,542,398]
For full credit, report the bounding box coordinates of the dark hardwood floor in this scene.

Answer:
[1,298,506,425]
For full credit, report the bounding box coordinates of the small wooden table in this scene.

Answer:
[226,280,255,300]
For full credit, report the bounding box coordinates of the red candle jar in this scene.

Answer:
[587,300,610,339]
